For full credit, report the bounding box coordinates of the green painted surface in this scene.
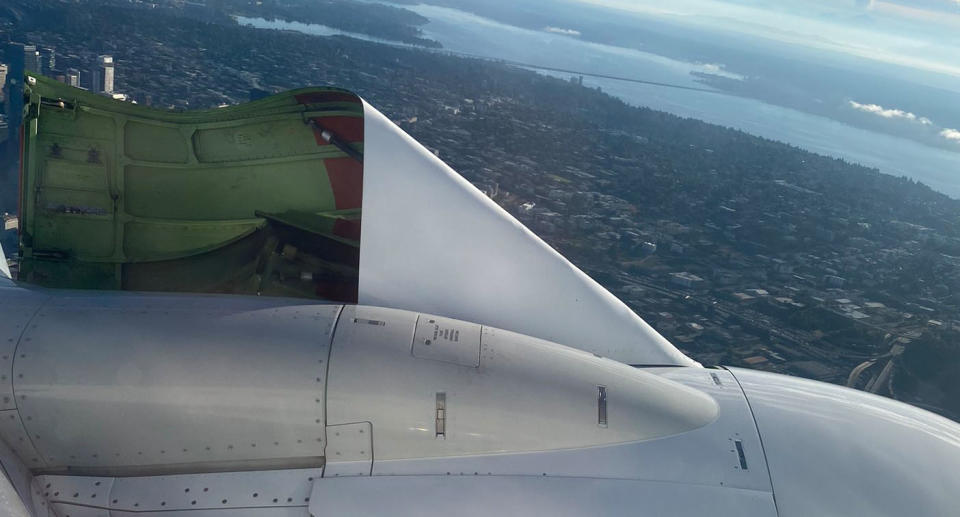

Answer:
[18,74,363,298]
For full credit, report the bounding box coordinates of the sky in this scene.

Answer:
[574,0,960,79]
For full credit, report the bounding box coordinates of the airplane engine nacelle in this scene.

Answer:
[0,287,717,478]
[2,291,339,474]
[731,368,960,517]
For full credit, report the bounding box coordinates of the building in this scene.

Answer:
[93,55,115,94]
[23,45,40,73]
[79,69,94,90]
[2,44,26,142]
[824,274,846,288]
[0,64,7,101]
[65,68,80,88]
[39,46,56,76]
[670,272,706,289]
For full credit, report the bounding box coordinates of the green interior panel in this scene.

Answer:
[123,159,336,220]
[124,121,190,163]
[18,74,364,301]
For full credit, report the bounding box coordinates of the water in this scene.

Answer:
[234,16,410,47]
[239,7,960,197]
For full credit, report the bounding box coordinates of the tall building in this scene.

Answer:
[66,68,80,88]
[39,46,56,76]
[2,44,26,143]
[0,64,8,101]
[93,55,114,94]
[23,45,40,73]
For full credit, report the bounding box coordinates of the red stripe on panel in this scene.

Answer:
[315,280,359,304]
[325,157,363,210]
[319,116,364,142]
[333,218,362,242]
[305,116,364,146]
[294,92,362,105]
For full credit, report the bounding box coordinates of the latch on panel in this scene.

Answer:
[598,386,608,428]
[436,392,446,439]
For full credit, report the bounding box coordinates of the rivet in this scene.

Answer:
[184,488,190,493]
[253,493,258,498]
[222,499,228,504]
[94,482,100,486]
[191,500,196,505]
[203,488,208,492]
[287,497,293,502]
[161,502,166,506]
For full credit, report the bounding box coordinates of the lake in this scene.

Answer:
[238,6,960,197]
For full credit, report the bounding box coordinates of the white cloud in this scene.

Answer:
[848,100,932,124]
[698,63,745,81]
[544,26,582,36]
[941,128,960,142]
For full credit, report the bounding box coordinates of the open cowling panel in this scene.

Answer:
[18,74,363,302]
